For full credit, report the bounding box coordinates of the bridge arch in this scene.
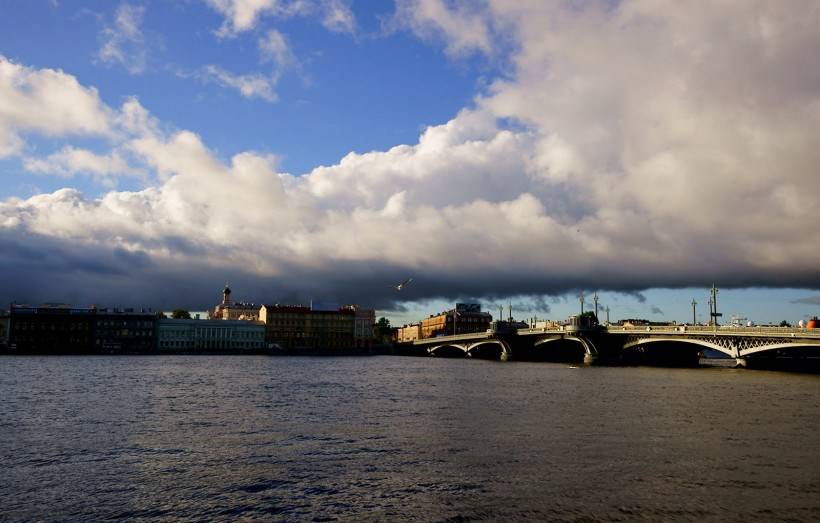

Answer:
[428,344,468,357]
[466,339,511,360]
[741,342,820,357]
[622,337,735,358]
[530,336,595,363]
[534,336,597,355]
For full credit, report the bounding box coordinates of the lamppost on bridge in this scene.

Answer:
[605,306,611,325]
[691,299,697,325]
[710,284,721,329]
[593,292,599,321]
[708,297,713,326]
[579,290,585,315]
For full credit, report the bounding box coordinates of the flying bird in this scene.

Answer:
[395,278,413,291]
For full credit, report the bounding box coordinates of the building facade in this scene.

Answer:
[420,303,492,339]
[351,306,376,347]
[8,305,96,353]
[7,305,158,353]
[396,323,422,343]
[94,309,158,353]
[157,318,266,352]
[0,313,8,347]
[259,304,361,350]
[209,285,260,320]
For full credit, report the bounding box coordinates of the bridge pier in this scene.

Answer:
[583,353,599,365]
[734,357,747,368]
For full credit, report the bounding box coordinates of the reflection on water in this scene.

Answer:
[1,356,819,521]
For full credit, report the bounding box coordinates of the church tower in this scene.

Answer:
[222,284,232,305]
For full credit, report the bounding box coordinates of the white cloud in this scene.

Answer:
[321,0,355,34]
[258,29,294,68]
[205,0,311,37]
[23,146,141,187]
[206,0,276,36]
[0,55,112,157]
[394,0,493,56]
[98,3,147,74]
[4,2,820,307]
[195,65,279,102]
[205,0,355,37]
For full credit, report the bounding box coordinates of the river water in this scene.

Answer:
[1,356,819,522]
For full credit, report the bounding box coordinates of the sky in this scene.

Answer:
[1,0,820,326]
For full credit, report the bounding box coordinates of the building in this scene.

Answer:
[157,318,266,352]
[259,303,362,350]
[396,323,422,343]
[351,306,376,347]
[0,312,9,347]
[8,304,96,353]
[259,304,310,349]
[209,285,259,320]
[420,303,492,339]
[310,307,355,349]
[94,309,158,353]
[6,305,159,353]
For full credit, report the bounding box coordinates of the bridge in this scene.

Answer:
[408,325,820,367]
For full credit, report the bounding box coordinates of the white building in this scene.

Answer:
[157,318,266,351]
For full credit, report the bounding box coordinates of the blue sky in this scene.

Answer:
[0,1,484,195]
[1,1,819,326]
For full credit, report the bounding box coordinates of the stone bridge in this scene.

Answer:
[408,325,820,367]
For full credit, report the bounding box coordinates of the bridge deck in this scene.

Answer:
[411,332,492,346]
[516,326,820,339]
[408,326,820,347]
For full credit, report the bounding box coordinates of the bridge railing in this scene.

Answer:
[411,331,492,345]
[605,325,820,336]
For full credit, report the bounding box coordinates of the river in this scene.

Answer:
[1,356,819,521]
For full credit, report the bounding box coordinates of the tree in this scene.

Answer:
[779,320,792,327]
[373,317,396,344]
[171,309,191,319]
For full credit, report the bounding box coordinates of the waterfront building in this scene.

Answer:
[94,309,158,353]
[420,303,492,339]
[351,306,376,347]
[0,313,8,346]
[7,305,159,353]
[157,318,265,352]
[396,323,422,343]
[259,304,311,349]
[8,304,96,353]
[259,303,359,350]
[209,285,259,320]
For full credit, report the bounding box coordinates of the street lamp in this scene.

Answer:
[593,292,599,320]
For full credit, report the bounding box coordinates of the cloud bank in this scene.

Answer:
[3,1,820,309]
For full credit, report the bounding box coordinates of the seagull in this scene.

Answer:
[395,277,413,291]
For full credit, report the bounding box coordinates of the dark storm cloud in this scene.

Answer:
[650,305,664,315]
[5,228,820,313]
